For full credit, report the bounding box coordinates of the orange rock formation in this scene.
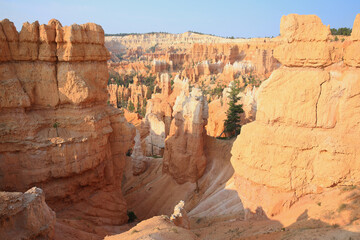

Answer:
[163,86,208,184]
[0,187,56,239]
[0,18,135,238]
[231,14,360,221]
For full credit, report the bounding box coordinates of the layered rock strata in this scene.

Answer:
[0,18,135,231]
[231,14,360,218]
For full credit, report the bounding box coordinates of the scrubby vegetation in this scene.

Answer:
[108,71,135,87]
[210,83,225,98]
[127,211,137,223]
[108,71,156,116]
[148,44,158,53]
[330,27,352,36]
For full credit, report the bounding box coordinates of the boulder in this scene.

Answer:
[170,200,190,229]
[0,187,56,240]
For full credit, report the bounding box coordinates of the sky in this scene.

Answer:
[0,0,359,38]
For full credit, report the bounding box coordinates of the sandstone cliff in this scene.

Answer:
[230,14,360,221]
[0,18,135,238]
[105,31,229,53]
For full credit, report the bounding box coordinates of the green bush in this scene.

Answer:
[128,101,135,112]
[330,27,352,36]
[126,148,132,156]
[127,211,137,223]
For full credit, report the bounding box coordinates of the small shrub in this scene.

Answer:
[317,202,322,206]
[53,122,59,137]
[127,211,137,223]
[128,101,135,112]
[126,148,132,157]
[216,136,233,140]
[131,229,139,234]
[170,228,178,233]
[341,185,357,192]
[338,203,347,212]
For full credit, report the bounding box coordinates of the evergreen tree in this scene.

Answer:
[128,100,135,112]
[135,100,141,115]
[330,27,352,36]
[140,98,147,118]
[122,99,128,109]
[224,81,244,136]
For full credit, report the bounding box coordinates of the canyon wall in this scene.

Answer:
[0,18,135,231]
[105,31,229,53]
[231,14,360,217]
[184,41,281,81]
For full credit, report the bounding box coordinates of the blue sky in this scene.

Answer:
[0,0,359,38]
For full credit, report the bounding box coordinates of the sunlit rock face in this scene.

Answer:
[230,14,360,217]
[163,86,209,184]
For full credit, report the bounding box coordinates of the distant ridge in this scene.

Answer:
[105,31,236,39]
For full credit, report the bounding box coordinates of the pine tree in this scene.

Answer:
[136,100,141,114]
[224,81,244,136]
[128,100,135,112]
[140,98,147,118]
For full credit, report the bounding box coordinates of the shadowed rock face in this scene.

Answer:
[0,18,135,230]
[231,14,360,217]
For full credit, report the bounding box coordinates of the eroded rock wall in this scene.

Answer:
[231,14,360,217]
[0,19,135,228]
